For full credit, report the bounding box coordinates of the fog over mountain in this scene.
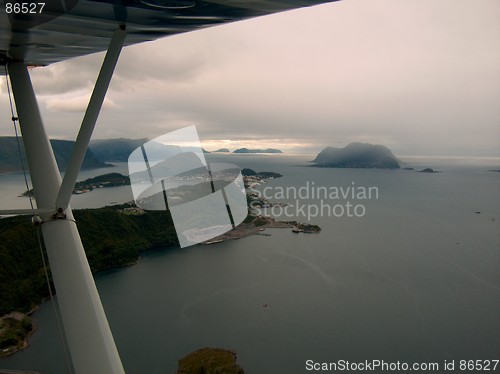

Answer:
[312,143,401,169]
[0,137,109,173]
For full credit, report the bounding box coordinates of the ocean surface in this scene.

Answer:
[1,154,499,373]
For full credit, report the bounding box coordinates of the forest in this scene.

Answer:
[0,205,178,316]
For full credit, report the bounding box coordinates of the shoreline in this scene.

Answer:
[0,313,36,358]
[0,213,321,356]
[201,216,294,244]
[201,215,321,244]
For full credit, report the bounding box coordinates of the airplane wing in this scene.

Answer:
[0,2,340,372]
[0,0,338,70]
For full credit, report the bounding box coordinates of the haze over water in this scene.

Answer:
[1,154,499,373]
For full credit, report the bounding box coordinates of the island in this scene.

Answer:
[233,148,283,154]
[418,168,439,173]
[213,148,230,153]
[291,222,321,233]
[0,312,34,357]
[176,348,244,374]
[311,143,401,169]
[23,172,130,197]
[241,168,282,179]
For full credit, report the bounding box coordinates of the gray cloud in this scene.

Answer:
[0,0,499,157]
[45,95,118,112]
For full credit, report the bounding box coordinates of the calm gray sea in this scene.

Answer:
[1,154,499,373]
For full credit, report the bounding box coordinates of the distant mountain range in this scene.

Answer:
[0,137,110,173]
[89,138,148,162]
[90,139,284,159]
[312,143,401,169]
[233,148,282,154]
[90,138,210,161]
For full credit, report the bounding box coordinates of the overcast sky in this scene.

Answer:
[1,0,499,157]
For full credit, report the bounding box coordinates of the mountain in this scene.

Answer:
[129,151,206,183]
[90,138,211,159]
[312,143,400,169]
[89,138,148,162]
[213,148,230,153]
[0,137,110,173]
[233,148,282,154]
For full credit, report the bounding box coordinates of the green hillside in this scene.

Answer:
[0,137,110,173]
[0,205,178,315]
[89,138,148,162]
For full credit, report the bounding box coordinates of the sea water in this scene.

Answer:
[1,155,499,373]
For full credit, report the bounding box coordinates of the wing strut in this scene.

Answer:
[56,27,126,210]
[7,28,126,374]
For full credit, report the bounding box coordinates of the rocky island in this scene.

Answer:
[311,143,401,169]
[418,168,439,173]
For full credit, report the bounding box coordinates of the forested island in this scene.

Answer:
[23,173,130,197]
[0,312,34,356]
[241,168,282,179]
[176,348,244,374]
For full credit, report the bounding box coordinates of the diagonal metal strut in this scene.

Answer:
[56,27,126,211]
[7,27,127,374]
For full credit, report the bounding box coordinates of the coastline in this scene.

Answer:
[0,212,320,356]
[0,169,321,356]
[202,216,294,244]
[0,313,36,358]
